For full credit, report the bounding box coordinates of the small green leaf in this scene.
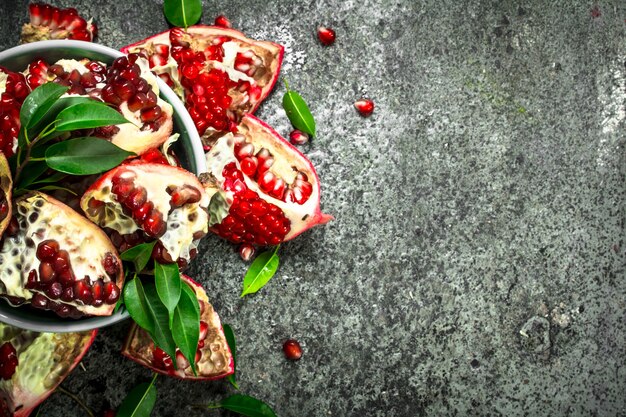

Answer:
[282,88,316,136]
[143,284,178,364]
[121,241,157,272]
[181,282,200,317]
[223,324,239,389]
[116,374,158,417]
[55,101,130,131]
[30,172,68,186]
[20,83,68,130]
[154,261,182,322]
[208,191,229,227]
[123,277,154,334]
[163,0,202,28]
[36,185,77,195]
[29,96,93,137]
[45,137,134,175]
[241,246,280,297]
[217,394,277,417]
[14,161,47,190]
[171,282,200,376]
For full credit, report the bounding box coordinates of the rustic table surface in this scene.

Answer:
[1,0,626,416]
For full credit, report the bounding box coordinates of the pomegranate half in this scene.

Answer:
[122,275,234,380]
[0,192,124,318]
[0,322,97,417]
[203,114,332,246]
[121,26,284,139]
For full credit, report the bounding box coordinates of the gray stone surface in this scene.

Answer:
[2,0,626,416]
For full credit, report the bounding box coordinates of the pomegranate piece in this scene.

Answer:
[22,54,174,156]
[0,154,13,240]
[214,15,232,28]
[354,98,374,117]
[0,322,96,417]
[283,339,303,361]
[0,192,124,318]
[122,275,234,380]
[81,162,209,266]
[121,26,284,138]
[0,67,30,158]
[21,2,97,43]
[289,129,309,145]
[317,26,336,46]
[238,243,255,261]
[203,115,332,246]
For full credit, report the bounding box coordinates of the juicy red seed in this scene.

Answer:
[103,253,120,278]
[128,92,149,112]
[317,26,336,46]
[26,270,37,289]
[39,262,56,283]
[153,347,174,370]
[239,243,255,261]
[74,280,93,304]
[61,286,74,302]
[31,293,49,309]
[127,187,147,211]
[214,15,232,28]
[144,212,166,238]
[0,342,18,380]
[354,98,374,117]
[283,339,303,360]
[58,269,74,286]
[53,250,69,272]
[104,281,120,304]
[36,240,59,261]
[289,129,309,145]
[140,106,162,123]
[240,156,258,177]
[45,282,63,299]
[134,201,153,222]
[91,279,104,304]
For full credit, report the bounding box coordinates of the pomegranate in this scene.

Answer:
[0,154,13,240]
[0,192,124,318]
[317,26,336,46]
[289,129,309,145]
[238,243,255,261]
[203,114,332,246]
[214,15,232,29]
[282,339,302,361]
[0,67,30,158]
[22,54,174,156]
[120,26,284,139]
[80,162,209,267]
[0,322,96,417]
[354,98,374,117]
[21,2,97,43]
[122,275,234,380]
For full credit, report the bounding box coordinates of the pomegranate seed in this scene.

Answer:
[354,98,374,117]
[317,26,336,46]
[283,339,303,360]
[74,280,93,304]
[199,321,208,340]
[53,250,70,272]
[104,282,121,304]
[0,342,18,380]
[36,240,59,261]
[144,211,166,237]
[45,282,63,299]
[153,347,174,370]
[214,15,232,28]
[240,156,258,177]
[289,130,309,145]
[140,106,162,123]
[39,262,56,283]
[239,243,255,261]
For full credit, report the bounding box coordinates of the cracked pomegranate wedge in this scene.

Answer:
[0,322,96,417]
[0,154,13,240]
[0,67,30,158]
[80,162,209,267]
[0,192,124,318]
[23,54,174,156]
[122,275,233,380]
[121,26,284,139]
[20,2,97,43]
[204,115,332,246]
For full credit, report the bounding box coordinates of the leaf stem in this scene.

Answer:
[272,244,281,255]
[57,386,96,417]
[191,403,222,410]
[283,78,290,91]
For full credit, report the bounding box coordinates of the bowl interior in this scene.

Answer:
[0,40,204,332]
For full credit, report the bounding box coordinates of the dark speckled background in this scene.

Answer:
[2,0,626,416]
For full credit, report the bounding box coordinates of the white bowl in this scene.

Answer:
[0,40,205,332]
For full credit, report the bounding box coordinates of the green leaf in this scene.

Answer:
[143,283,178,364]
[14,161,48,189]
[208,191,229,227]
[223,324,239,389]
[171,282,200,376]
[121,241,157,272]
[29,96,93,137]
[241,246,280,297]
[30,171,67,185]
[55,101,129,131]
[154,261,182,322]
[116,374,158,417]
[45,137,134,175]
[20,83,68,131]
[282,89,316,136]
[123,277,155,334]
[36,185,77,195]
[163,0,202,28]
[217,394,277,417]
[181,282,200,317]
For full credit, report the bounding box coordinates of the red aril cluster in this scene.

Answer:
[21,2,97,43]
[0,67,30,157]
[0,342,18,380]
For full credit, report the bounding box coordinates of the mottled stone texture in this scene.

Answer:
[1,0,626,416]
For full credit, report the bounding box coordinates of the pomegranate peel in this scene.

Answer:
[0,322,97,417]
[121,275,234,380]
[204,114,332,246]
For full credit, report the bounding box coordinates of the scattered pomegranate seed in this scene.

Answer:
[289,130,309,145]
[102,410,116,417]
[214,15,232,28]
[0,342,18,380]
[317,26,336,46]
[354,98,374,117]
[239,243,255,261]
[283,339,302,361]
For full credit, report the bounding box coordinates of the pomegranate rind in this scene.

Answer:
[121,275,234,380]
[205,114,332,243]
[120,25,285,115]
[0,323,97,417]
[0,192,124,317]
[0,154,13,240]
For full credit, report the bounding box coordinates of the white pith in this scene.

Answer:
[0,193,121,316]
[160,133,180,166]
[203,118,322,238]
[0,323,93,416]
[0,72,8,95]
[81,165,209,261]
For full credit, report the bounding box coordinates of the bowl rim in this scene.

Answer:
[0,40,206,333]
